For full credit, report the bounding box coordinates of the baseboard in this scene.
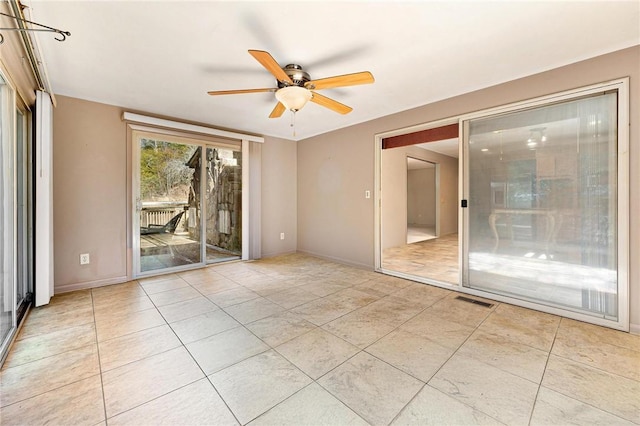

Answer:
[54,275,130,294]
[630,323,640,335]
[260,249,298,259]
[296,249,373,271]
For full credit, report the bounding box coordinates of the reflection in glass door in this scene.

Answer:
[136,135,201,273]
[464,91,621,320]
[205,147,242,263]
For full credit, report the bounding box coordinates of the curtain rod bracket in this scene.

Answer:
[0,11,70,44]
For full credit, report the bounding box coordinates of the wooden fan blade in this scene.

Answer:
[208,88,276,96]
[248,50,293,84]
[310,92,353,114]
[269,102,286,118]
[305,71,374,90]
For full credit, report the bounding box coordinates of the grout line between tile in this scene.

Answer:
[527,316,564,426]
[0,371,103,411]
[152,306,244,426]
[90,288,109,426]
[398,300,503,422]
[550,319,640,383]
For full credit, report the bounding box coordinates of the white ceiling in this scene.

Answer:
[407,157,435,170]
[416,138,459,158]
[25,1,639,141]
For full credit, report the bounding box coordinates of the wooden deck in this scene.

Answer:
[140,232,240,272]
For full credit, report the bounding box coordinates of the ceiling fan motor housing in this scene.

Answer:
[278,64,310,88]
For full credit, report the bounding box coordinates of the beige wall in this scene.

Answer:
[381,145,458,250]
[408,168,435,227]
[297,125,375,267]
[297,46,640,327]
[53,96,298,291]
[408,146,458,235]
[261,136,297,257]
[53,96,128,291]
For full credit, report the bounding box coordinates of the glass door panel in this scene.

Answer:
[0,75,15,359]
[464,92,619,318]
[137,136,201,273]
[205,146,242,263]
[16,110,28,313]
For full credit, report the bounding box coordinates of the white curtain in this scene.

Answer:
[35,90,53,307]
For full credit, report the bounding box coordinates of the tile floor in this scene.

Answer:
[1,253,639,425]
[382,233,459,284]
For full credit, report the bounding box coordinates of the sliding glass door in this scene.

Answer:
[205,146,242,263]
[1,73,33,364]
[133,131,243,276]
[463,87,626,323]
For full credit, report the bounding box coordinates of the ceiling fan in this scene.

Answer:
[207,50,374,118]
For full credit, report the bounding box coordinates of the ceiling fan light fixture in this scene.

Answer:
[275,86,312,112]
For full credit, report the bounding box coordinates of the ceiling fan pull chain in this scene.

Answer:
[291,110,296,137]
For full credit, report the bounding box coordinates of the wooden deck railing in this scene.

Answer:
[140,202,188,228]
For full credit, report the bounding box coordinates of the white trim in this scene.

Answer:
[54,275,129,294]
[458,77,629,121]
[199,145,207,265]
[0,71,16,342]
[122,112,264,143]
[459,120,467,288]
[435,163,441,237]
[298,249,372,270]
[131,131,141,277]
[616,78,630,332]
[377,119,457,140]
[374,134,382,270]
[379,267,457,291]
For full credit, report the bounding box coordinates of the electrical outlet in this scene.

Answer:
[280,232,285,240]
[80,253,90,265]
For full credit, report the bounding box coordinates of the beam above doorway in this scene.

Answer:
[382,123,458,149]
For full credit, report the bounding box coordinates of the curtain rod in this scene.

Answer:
[0,10,70,44]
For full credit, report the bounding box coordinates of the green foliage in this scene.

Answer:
[140,139,195,201]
